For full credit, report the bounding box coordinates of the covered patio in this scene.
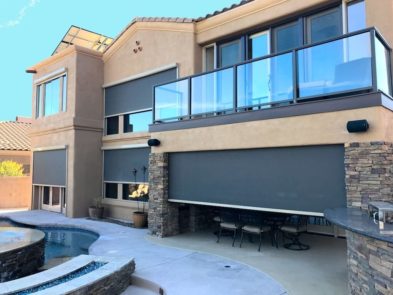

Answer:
[148,227,348,295]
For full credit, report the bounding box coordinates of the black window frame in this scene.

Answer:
[208,1,343,69]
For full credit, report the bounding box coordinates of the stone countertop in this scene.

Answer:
[325,207,393,243]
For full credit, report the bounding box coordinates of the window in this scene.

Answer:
[105,183,118,199]
[273,22,302,53]
[204,45,216,71]
[35,74,67,118]
[106,116,119,135]
[123,110,152,133]
[122,183,149,201]
[347,0,366,33]
[248,31,270,59]
[34,185,65,213]
[306,7,342,43]
[218,39,243,68]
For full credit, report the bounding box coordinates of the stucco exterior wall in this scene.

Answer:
[0,176,32,209]
[103,22,199,84]
[152,106,393,153]
[30,47,104,217]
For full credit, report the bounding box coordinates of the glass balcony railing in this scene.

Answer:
[153,28,392,123]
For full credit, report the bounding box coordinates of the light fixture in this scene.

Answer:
[347,120,369,133]
[148,139,160,147]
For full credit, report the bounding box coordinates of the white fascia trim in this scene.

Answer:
[168,199,324,217]
[34,68,67,85]
[101,143,149,150]
[103,63,178,88]
[32,183,66,188]
[33,145,68,152]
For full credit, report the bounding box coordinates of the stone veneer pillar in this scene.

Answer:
[148,153,179,237]
[345,142,393,209]
[345,142,393,295]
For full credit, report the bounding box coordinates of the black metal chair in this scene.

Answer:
[280,215,310,250]
[239,213,271,252]
[216,211,241,247]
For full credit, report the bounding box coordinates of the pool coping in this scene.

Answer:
[0,255,135,295]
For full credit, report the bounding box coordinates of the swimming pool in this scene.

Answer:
[0,219,98,262]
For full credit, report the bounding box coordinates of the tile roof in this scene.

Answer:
[105,0,255,53]
[0,122,31,151]
[196,0,255,21]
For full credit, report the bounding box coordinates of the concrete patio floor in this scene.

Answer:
[148,229,348,295]
[0,210,287,295]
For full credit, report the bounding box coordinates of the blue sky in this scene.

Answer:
[0,0,238,121]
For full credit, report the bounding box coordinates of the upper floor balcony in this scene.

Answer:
[152,28,392,130]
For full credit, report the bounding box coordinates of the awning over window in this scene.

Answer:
[33,149,67,186]
[168,145,346,214]
[104,148,150,182]
[104,68,177,117]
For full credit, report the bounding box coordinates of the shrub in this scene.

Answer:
[0,161,24,176]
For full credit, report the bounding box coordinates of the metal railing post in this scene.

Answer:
[233,65,237,112]
[188,77,192,120]
[292,50,298,103]
[370,29,379,93]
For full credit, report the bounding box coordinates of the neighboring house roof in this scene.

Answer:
[0,122,31,151]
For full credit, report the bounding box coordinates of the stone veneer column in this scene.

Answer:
[345,142,393,295]
[345,142,393,209]
[148,153,179,237]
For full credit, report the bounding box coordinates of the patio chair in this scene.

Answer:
[239,213,271,252]
[216,211,241,247]
[280,215,310,251]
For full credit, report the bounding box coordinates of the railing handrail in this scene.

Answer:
[153,26,392,123]
[153,27,389,90]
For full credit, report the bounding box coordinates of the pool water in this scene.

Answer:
[0,220,98,262]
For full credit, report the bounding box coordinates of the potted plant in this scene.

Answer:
[129,167,149,228]
[130,183,149,228]
[89,197,104,219]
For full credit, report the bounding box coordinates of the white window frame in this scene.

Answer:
[35,72,68,118]
[202,43,217,72]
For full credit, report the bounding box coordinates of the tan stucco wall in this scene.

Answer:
[103,22,200,84]
[152,106,393,153]
[30,46,104,218]
[0,177,31,209]
[366,0,393,47]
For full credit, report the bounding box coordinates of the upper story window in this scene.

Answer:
[203,44,216,71]
[273,21,302,53]
[35,74,67,118]
[347,0,366,33]
[124,110,152,133]
[248,31,270,59]
[104,67,177,135]
[306,7,342,43]
[203,2,363,69]
[218,38,244,68]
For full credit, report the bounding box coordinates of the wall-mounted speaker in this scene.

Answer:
[148,139,161,147]
[347,120,369,133]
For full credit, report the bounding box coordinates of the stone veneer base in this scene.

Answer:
[347,231,393,295]
[0,237,44,283]
[0,255,135,295]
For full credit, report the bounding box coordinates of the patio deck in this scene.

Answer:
[148,229,348,295]
[0,210,287,295]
